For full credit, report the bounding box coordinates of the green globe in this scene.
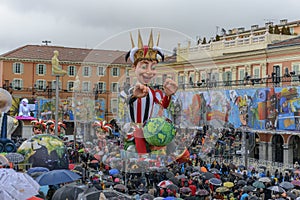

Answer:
[143,117,176,146]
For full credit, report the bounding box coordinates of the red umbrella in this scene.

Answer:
[158,180,173,188]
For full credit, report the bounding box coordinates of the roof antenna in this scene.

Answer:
[42,40,51,46]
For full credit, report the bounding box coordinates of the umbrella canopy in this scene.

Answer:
[196,189,209,196]
[166,184,179,191]
[210,168,220,174]
[140,193,154,200]
[158,180,173,188]
[180,186,192,194]
[176,174,187,179]
[258,177,272,183]
[0,168,40,200]
[35,169,81,186]
[79,190,132,200]
[5,152,24,163]
[231,171,243,178]
[237,179,247,186]
[267,186,286,193]
[27,167,50,175]
[52,184,87,200]
[279,181,294,190]
[114,184,127,192]
[252,181,265,189]
[243,185,255,192]
[223,181,234,188]
[109,168,119,175]
[209,178,222,186]
[165,171,175,179]
[202,172,215,180]
[190,172,201,177]
[216,186,229,193]
[286,191,297,199]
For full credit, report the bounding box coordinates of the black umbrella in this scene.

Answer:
[286,191,297,199]
[210,168,220,174]
[114,184,127,192]
[196,189,210,196]
[52,184,87,200]
[140,193,154,200]
[35,169,81,186]
[166,184,179,191]
[180,187,192,194]
[202,172,215,180]
[231,171,243,179]
[166,171,175,179]
[169,177,180,186]
[237,179,247,186]
[209,178,222,186]
[243,185,255,192]
[279,181,294,190]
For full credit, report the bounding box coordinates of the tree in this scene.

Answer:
[215,34,220,41]
[274,25,280,34]
[268,25,274,34]
[281,25,288,35]
[286,26,291,35]
[202,37,207,44]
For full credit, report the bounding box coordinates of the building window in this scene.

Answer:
[97,82,106,93]
[36,80,46,90]
[82,81,90,92]
[111,82,119,93]
[68,66,76,76]
[36,64,46,75]
[223,71,232,86]
[111,67,120,77]
[111,98,118,114]
[12,79,23,90]
[97,66,105,76]
[67,81,74,91]
[126,69,130,76]
[83,66,91,77]
[13,62,24,74]
[52,80,62,90]
[253,66,260,78]
[292,63,300,81]
[201,72,206,82]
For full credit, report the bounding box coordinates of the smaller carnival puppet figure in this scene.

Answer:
[18,98,31,117]
[46,120,66,138]
[92,120,112,150]
[31,119,46,135]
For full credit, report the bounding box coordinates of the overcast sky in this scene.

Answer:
[0,0,299,55]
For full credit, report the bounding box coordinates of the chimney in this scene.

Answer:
[280,19,288,25]
[251,25,259,31]
[265,22,274,27]
[238,27,245,33]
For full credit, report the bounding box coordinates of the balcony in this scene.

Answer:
[177,33,296,62]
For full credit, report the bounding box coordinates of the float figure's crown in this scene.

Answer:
[125,30,164,65]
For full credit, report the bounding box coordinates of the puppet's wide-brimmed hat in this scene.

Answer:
[0,88,12,113]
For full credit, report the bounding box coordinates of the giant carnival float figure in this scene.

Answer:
[0,89,19,153]
[120,30,190,163]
